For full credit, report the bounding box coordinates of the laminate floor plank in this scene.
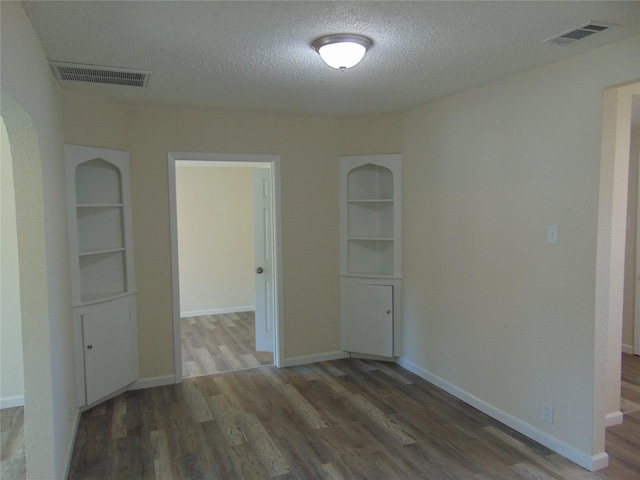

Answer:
[241,353,262,368]
[150,429,173,480]
[319,462,348,480]
[206,395,248,446]
[621,352,640,384]
[262,425,328,479]
[0,408,24,463]
[182,311,274,378]
[0,457,26,480]
[620,382,640,413]
[512,462,561,480]
[237,413,291,477]
[0,408,26,480]
[276,383,329,430]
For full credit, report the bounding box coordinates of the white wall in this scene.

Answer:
[340,113,403,156]
[0,3,76,478]
[0,117,24,408]
[401,34,640,470]
[176,165,255,315]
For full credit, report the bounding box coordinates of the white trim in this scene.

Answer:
[168,152,284,382]
[349,352,396,362]
[622,343,634,354]
[635,150,640,356]
[591,452,610,472]
[605,411,624,427]
[128,375,176,391]
[397,357,608,472]
[284,350,349,367]
[271,158,285,369]
[63,407,81,479]
[176,160,269,169]
[180,306,255,318]
[168,156,182,384]
[0,395,24,409]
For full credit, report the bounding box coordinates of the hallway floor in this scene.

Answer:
[181,311,274,377]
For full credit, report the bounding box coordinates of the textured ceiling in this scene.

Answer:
[21,1,640,116]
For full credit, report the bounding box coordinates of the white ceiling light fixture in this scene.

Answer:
[312,34,373,70]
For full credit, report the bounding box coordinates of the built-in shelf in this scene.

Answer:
[75,158,123,205]
[77,211,124,255]
[65,144,138,407]
[347,238,394,276]
[79,247,126,256]
[340,154,402,358]
[347,199,394,203]
[68,156,129,301]
[346,162,394,201]
[77,203,124,207]
[342,160,399,277]
[78,291,132,307]
[347,237,394,241]
[78,249,126,302]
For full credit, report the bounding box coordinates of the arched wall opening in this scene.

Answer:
[1,88,56,477]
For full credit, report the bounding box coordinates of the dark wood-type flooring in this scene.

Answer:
[64,355,640,479]
[1,354,638,479]
[181,312,274,378]
[0,406,25,479]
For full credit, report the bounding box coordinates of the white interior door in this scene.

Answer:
[253,168,275,352]
[345,283,393,357]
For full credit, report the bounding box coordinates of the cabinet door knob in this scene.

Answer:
[256,267,264,274]
[386,310,391,314]
[87,344,93,349]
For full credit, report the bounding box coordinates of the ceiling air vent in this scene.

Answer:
[49,61,150,87]
[543,22,611,46]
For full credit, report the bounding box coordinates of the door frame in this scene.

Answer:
[167,152,284,383]
[595,80,639,452]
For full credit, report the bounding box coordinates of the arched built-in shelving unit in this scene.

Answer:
[339,154,401,358]
[65,145,138,407]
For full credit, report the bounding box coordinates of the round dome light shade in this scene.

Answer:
[313,34,372,69]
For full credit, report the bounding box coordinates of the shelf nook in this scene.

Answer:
[339,154,402,358]
[65,145,138,407]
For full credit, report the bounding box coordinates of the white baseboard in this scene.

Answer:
[128,375,176,391]
[591,452,610,471]
[350,352,396,362]
[622,343,634,354]
[284,350,349,367]
[397,357,608,472]
[0,395,24,409]
[181,306,255,318]
[605,410,623,427]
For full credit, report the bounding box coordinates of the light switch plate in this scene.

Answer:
[547,225,559,245]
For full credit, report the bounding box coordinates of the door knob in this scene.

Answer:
[87,344,93,349]
[256,267,264,274]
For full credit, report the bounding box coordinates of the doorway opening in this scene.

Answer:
[595,80,639,465]
[632,95,640,355]
[168,153,283,383]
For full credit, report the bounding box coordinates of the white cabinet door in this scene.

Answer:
[344,283,393,357]
[82,299,137,405]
